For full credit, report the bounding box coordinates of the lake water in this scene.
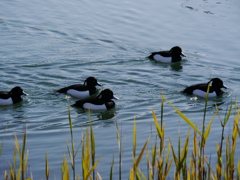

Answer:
[0,0,240,179]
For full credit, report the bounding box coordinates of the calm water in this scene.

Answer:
[1,0,240,179]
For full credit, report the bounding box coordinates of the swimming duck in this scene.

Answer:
[56,76,101,99]
[182,78,227,98]
[0,86,27,105]
[148,46,185,63]
[72,89,118,110]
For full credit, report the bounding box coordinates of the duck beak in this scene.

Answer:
[222,85,228,89]
[180,53,186,57]
[113,95,119,100]
[22,91,28,96]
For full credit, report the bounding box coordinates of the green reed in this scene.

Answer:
[2,94,240,180]
[3,128,31,180]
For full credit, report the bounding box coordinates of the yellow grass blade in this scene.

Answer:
[62,154,69,180]
[90,120,95,163]
[65,139,74,169]
[24,150,29,178]
[232,109,239,142]
[164,97,201,135]
[45,152,50,180]
[133,117,137,159]
[202,113,215,147]
[180,131,190,166]
[224,104,232,126]
[152,109,163,139]
[146,149,153,180]
[134,137,149,168]
[163,143,173,179]
[169,139,178,167]
[193,130,198,157]
[85,156,102,180]
[90,118,96,179]
[138,169,147,180]
[82,129,90,180]
[14,134,21,159]
[151,144,156,168]
[129,168,134,180]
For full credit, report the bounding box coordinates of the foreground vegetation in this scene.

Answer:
[1,93,240,180]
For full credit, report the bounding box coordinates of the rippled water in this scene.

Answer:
[1,0,240,179]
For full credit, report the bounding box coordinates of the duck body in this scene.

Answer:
[0,86,27,106]
[72,89,118,110]
[56,77,101,99]
[148,46,185,63]
[182,78,227,98]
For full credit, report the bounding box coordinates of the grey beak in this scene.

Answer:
[22,91,28,96]
[222,85,227,89]
[113,95,119,100]
[181,53,186,57]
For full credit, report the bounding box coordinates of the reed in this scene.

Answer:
[115,121,122,180]
[0,138,4,156]
[3,129,31,180]
[2,95,240,180]
[45,152,49,180]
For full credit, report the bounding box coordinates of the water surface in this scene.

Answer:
[1,0,240,179]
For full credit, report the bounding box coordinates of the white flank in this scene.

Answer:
[193,89,217,98]
[0,98,13,106]
[153,54,172,63]
[83,103,107,110]
[67,89,89,99]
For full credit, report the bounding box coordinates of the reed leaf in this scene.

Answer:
[134,137,150,168]
[161,94,165,128]
[45,152,50,180]
[151,144,156,171]
[14,134,21,161]
[67,104,75,179]
[109,155,114,180]
[21,131,27,180]
[96,171,102,180]
[138,169,147,180]
[202,113,215,147]
[66,139,73,169]
[129,168,134,180]
[62,154,69,180]
[229,109,240,178]
[169,139,178,168]
[4,170,8,180]
[133,117,137,159]
[232,109,239,143]
[163,143,173,179]
[82,129,91,180]
[216,143,222,179]
[152,109,163,139]
[164,98,201,135]
[90,113,96,180]
[24,150,29,179]
[237,158,240,180]
[223,103,232,126]
[0,140,4,156]
[115,121,122,180]
[12,148,17,180]
[84,156,102,180]
[193,130,198,157]
[146,149,153,180]
[180,131,190,167]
